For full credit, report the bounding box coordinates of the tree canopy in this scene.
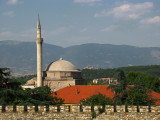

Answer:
[80,93,113,106]
[0,68,64,105]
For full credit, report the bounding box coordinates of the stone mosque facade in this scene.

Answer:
[43,58,83,91]
[22,16,84,91]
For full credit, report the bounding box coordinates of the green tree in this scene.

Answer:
[0,68,11,89]
[126,71,160,93]
[108,70,128,105]
[127,79,154,105]
[0,68,64,105]
[126,71,155,105]
[18,86,64,105]
[80,93,113,106]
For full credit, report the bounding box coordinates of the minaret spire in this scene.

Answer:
[35,15,43,87]
[37,15,41,39]
[37,14,41,29]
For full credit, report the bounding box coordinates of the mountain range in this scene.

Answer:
[1,40,160,76]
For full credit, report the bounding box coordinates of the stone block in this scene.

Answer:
[64,105,70,112]
[16,106,24,112]
[117,105,125,112]
[6,106,13,112]
[139,106,148,112]
[38,106,46,112]
[27,105,35,112]
[49,105,57,112]
[94,106,102,114]
[60,106,65,112]
[128,106,137,112]
[83,106,91,113]
[151,106,159,113]
[156,106,160,113]
[105,105,114,113]
[0,106,3,112]
[72,105,80,112]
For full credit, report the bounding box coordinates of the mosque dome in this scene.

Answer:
[46,58,78,72]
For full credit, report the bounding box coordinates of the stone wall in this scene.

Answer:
[0,105,160,120]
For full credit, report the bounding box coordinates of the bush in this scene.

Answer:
[91,111,96,118]
[80,93,113,106]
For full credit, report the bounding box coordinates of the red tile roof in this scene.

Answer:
[51,85,160,105]
[51,85,114,104]
[149,91,160,105]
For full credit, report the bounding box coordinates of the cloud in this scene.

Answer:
[49,27,68,36]
[74,0,101,3]
[81,28,87,32]
[101,25,119,32]
[7,0,19,5]
[140,16,160,24]
[20,28,36,38]
[3,11,14,17]
[94,2,153,20]
[0,31,13,36]
[47,26,72,37]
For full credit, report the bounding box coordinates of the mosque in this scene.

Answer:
[22,17,84,91]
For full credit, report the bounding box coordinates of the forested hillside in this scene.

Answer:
[82,65,160,81]
[82,65,160,93]
[1,40,160,75]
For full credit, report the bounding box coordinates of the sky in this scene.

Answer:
[0,0,160,47]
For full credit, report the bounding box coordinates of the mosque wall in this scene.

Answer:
[43,80,75,91]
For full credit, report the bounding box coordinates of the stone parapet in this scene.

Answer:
[1,105,160,113]
[0,105,160,119]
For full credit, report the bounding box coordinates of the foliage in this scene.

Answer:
[82,66,160,93]
[126,71,160,93]
[0,68,11,89]
[126,71,155,105]
[82,65,160,81]
[91,111,96,118]
[108,70,155,105]
[98,105,105,113]
[108,70,128,105]
[80,93,113,106]
[127,85,153,105]
[15,74,36,85]
[0,68,64,105]
[82,69,115,82]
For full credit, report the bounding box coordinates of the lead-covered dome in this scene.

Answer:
[46,58,78,71]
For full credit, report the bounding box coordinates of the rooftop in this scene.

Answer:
[51,85,160,105]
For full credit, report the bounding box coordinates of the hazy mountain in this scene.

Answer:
[0,40,160,75]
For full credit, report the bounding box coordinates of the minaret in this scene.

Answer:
[36,15,43,87]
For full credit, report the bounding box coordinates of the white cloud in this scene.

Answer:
[101,25,119,32]
[20,28,36,38]
[3,11,14,17]
[74,0,101,3]
[47,26,73,37]
[81,28,87,32]
[49,27,68,36]
[94,2,153,20]
[140,16,160,24]
[7,0,19,5]
[0,31,13,36]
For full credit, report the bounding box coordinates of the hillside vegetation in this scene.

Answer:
[1,40,160,75]
[82,65,160,81]
[82,65,160,93]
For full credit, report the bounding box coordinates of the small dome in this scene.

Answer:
[46,58,78,71]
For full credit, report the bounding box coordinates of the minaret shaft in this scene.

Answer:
[36,16,43,87]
